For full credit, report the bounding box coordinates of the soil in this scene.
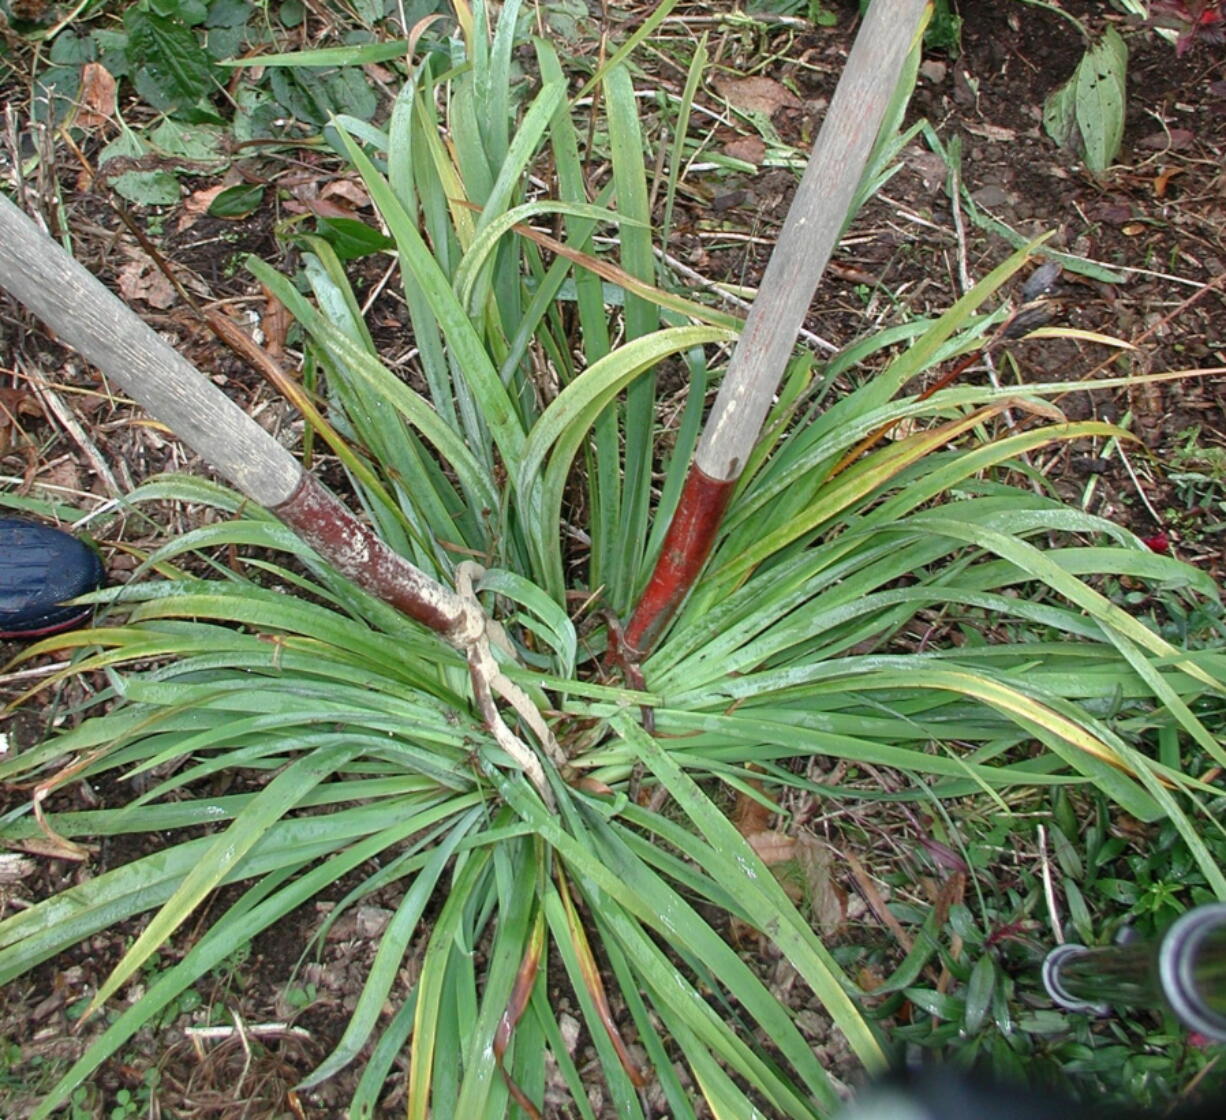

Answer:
[1,1,1224,1118]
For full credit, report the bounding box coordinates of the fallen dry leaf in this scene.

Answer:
[72,62,117,130]
[964,121,1017,142]
[1153,166,1185,198]
[179,181,234,231]
[845,850,912,951]
[41,458,83,493]
[745,829,797,865]
[906,148,949,193]
[14,835,95,861]
[0,387,42,453]
[284,197,365,220]
[117,256,176,309]
[1139,128,1195,150]
[795,834,848,939]
[714,75,803,116]
[362,62,396,84]
[858,965,887,993]
[724,135,767,164]
[321,178,372,210]
[0,852,37,885]
[731,767,775,837]
[260,285,292,359]
[995,395,1065,423]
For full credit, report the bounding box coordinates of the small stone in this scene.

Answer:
[970,184,1012,209]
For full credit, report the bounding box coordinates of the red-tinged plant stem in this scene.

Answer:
[623,464,734,654]
[622,0,929,656]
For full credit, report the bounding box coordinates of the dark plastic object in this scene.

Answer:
[0,517,105,638]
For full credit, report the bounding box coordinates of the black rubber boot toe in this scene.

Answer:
[0,517,106,638]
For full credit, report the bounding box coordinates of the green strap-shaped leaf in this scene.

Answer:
[613,715,891,1075]
[25,807,449,1120]
[475,566,578,677]
[248,256,500,521]
[83,741,364,1016]
[520,325,734,596]
[407,847,493,1120]
[330,125,530,478]
[301,806,484,1088]
[454,198,644,313]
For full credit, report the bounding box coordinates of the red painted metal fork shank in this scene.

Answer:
[623,464,735,656]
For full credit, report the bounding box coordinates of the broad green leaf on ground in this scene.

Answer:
[1043,25,1127,171]
[124,5,217,114]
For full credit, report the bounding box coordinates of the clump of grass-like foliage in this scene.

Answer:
[2,2,1224,1116]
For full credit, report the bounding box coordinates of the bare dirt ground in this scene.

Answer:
[1,1,1224,1116]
